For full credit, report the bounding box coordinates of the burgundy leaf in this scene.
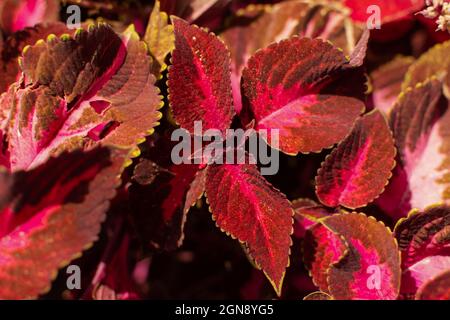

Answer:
[315,110,396,209]
[168,17,235,134]
[205,162,294,296]
[0,146,127,299]
[241,37,365,155]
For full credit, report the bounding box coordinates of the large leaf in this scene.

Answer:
[1,24,162,171]
[304,213,401,299]
[220,0,362,114]
[168,17,235,134]
[0,146,127,299]
[205,162,294,296]
[241,37,365,155]
[144,0,175,75]
[315,110,396,209]
[0,0,59,34]
[378,79,450,218]
[394,205,450,269]
[0,22,69,94]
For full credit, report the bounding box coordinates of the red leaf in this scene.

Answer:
[168,17,235,134]
[0,147,127,299]
[241,37,365,155]
[2,24,162,171]
[315,110,396,209]
[221,0,362,114]
[205,162,294,296]
[323,213,401,300]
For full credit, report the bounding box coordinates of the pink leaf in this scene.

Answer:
[401,255,450,297]
[378,79,450,219]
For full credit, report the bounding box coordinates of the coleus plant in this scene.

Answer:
[0,0,450,300]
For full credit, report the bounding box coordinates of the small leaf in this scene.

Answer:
[184,168,206,214]
[144,0,175,75]
[205,162,294,296]
[348,28,370,68]
[315,110,396,209]
[168,17,235,134]
[0,146,127,299]
[241,37,365,155]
